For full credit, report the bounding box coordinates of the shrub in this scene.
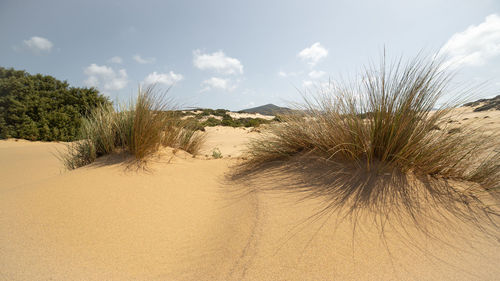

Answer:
[59,87,205,169]
[214,109,229,116]
[239,117,270,127]
[200,109,213,116]
[220,114,241,127]
[184,117,206,131]
[202,117,222,127]
[0,67,110,141]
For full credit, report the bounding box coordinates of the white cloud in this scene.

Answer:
[278,70,303,78]
[83,64,128,92]
[142,71,184,86]
[108,56,123,64]
[200,77,236,92]
[440,14,500,69]
[298,42,328,66]
[133,54,156,64]
[302,80,314,87]
[308,70,326,79]
[193,50,243,75]
[23,36,53,53]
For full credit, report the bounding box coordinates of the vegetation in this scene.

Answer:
[176,108,275,130]
[0,67,109,141]
[464,94,500,111]
[198,108,229,117]
[182,113,272,130]
[236,55,500,233]
[211,148,223,159]
[246,56,499,183]
[60,87,205,169]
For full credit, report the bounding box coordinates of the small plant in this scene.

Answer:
[212,147,223,159]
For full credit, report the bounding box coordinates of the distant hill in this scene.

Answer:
[239,104,293,115]
[464,95,500,112]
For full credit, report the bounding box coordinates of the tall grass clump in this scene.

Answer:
[247,56,499,186]
[59,86,205,169]
[238,54,500,234]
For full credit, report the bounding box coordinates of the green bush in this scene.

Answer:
[187,114,273,129]
[197,108,229,117]
[220,114,241,127]
[214,109,229,116]
[0,67,109,141]
[184,117,206,131]
[202,117,222,127]
[239,117,270,127]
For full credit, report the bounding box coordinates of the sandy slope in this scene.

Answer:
[0,149,260,280]
[1,109,500,280]
[199,126,261,158]
[0,139,66,191]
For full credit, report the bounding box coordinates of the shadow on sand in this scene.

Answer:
[228,155,500,248]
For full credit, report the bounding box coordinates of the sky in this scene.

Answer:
[1,0,500,110]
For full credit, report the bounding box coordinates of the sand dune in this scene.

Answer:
[199,126,260,158]
[1,108,500,280]
[0,140,66,191]
[0,149,258,280]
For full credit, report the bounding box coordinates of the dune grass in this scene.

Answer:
[60,87,205,169]
[236,55,500,234]
[246,56,499,187]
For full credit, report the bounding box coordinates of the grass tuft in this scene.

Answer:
[59,86,205,169]
[235,54,500,235]
[246,55,499,186]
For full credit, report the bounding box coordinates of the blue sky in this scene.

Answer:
[1,0,500,110]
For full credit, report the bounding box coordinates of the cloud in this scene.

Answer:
[302,80,314,87]
[193,50,243,75]
[298,42,328,66]
[83,64,128,92]
[23,36,53,54]
[133,54,156,64]
[277,70,303,78]
[108,56,123,64]
[142,71,184,86]
[440,14,500,68]
[308,70,326,79]
[200,77,237,92]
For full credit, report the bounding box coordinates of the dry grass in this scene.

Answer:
[235,54,500,235]
[246,56,499,188]
[59,86,205,169]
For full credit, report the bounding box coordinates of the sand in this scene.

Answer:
[199,126,261,158]
[1,107,500,280]
[0,139,66,191]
